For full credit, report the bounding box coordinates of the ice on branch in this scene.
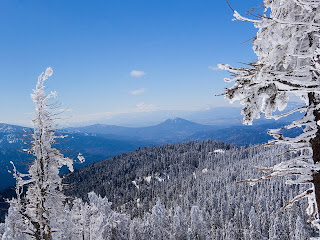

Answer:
[220,0,320,234]
[45,67,53,77]
[77,153,85,163]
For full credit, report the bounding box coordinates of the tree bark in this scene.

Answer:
[309,93,320,216]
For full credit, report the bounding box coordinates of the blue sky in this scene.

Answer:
[0,0,262,126]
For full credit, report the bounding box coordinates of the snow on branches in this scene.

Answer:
[31,67,74,174]
[2,68,77,240]
[220,0,320,233]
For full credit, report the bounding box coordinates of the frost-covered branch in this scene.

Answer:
[219,0,320,235]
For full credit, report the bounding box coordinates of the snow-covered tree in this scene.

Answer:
[2,68,75,240]
[248,206,262,240]
[172,206,188,240]
[149,200,171,239]
[26,67,75,239]
[190,205,207,240]
[224,219,236,240]
[269,214,287,240]
[1,198,27,240]
[129,219,142,240]
[86,192,130,240]
[219,0,320,232]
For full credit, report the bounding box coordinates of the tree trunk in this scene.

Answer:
[309,93,320,216]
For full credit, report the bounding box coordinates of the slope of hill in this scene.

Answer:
[0,123,151,190]
[189,122,303,145]
[63,140,315,239]
[0,124,33,190]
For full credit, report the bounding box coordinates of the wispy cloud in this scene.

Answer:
[135,102,157,112]
[130,70,146,77]
[69,103,158,124]
[129,88,146,95]
[208,65,221,71]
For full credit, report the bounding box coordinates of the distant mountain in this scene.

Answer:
[130,118,218,142]
[65,117,219,143]
[71,102,303,127]
[66,117,302,146]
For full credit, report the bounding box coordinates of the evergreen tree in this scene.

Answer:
[190,205,207,240]
[295,215,308,240]
[248,206,262,240]
[225,219,236,240]
[150,200,171,240]
[269,215,288,240]
[172,206,188,240]
[1,199,27,240]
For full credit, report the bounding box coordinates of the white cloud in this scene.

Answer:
[129,88,146,95]
[130,70,146,77]
[208,65,221,71]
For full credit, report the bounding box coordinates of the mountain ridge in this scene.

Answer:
[0,117,303,190]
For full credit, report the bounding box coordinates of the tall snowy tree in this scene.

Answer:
[190,205,207,240]
[219,0,320,231]
[172,206,188,240]
[3,68,75,240]
[149,200,171,240]
[248,206,262,240]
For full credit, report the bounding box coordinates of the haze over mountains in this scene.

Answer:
[65,107,245,128]
[65,103,303,127]
[0,104,303,190]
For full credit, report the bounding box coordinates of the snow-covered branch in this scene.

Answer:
[220,0,320,234]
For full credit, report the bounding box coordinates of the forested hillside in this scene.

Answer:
[0,123,150,189]
[64,140,316,239]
